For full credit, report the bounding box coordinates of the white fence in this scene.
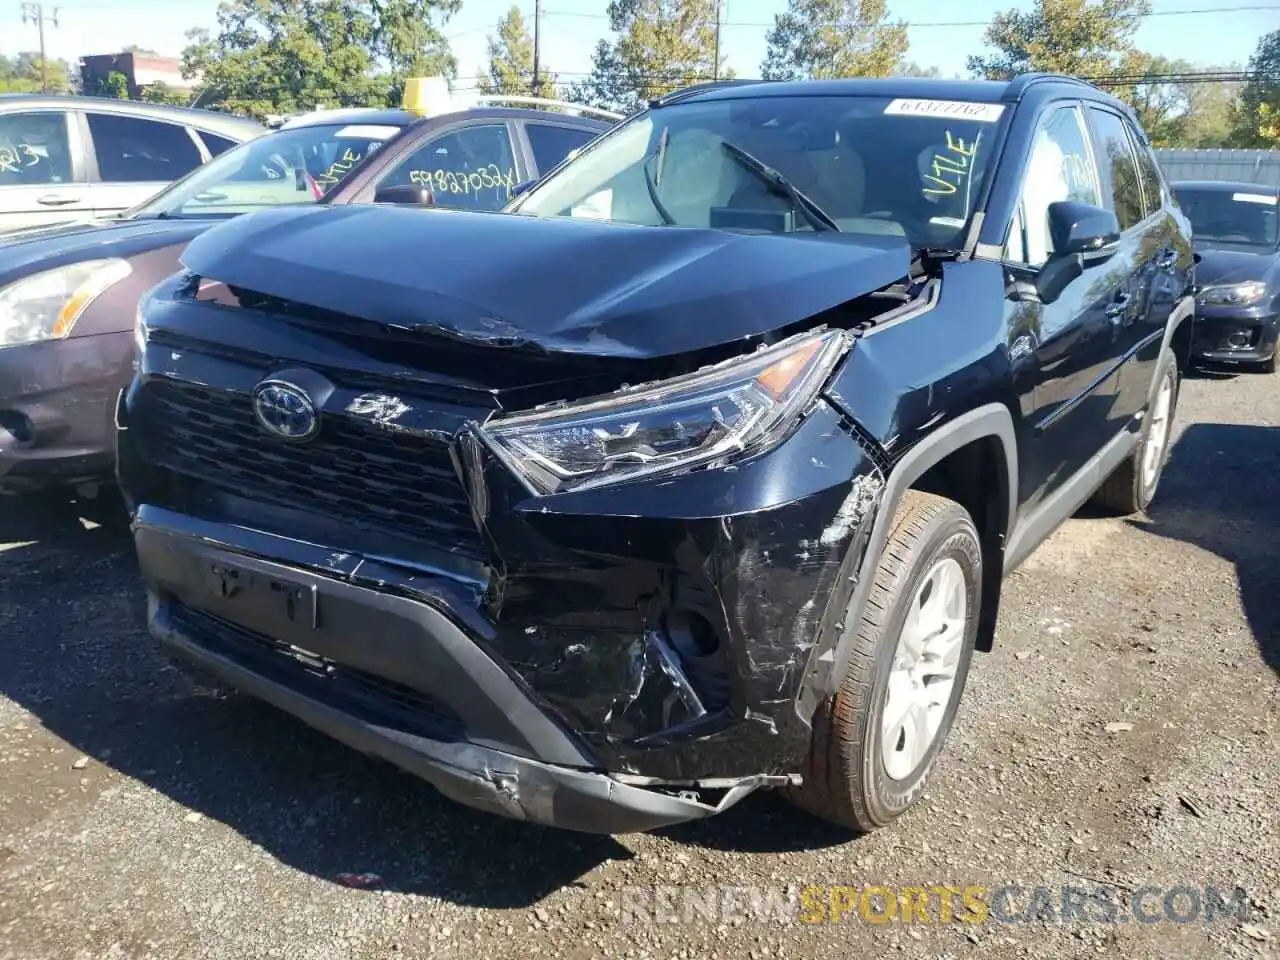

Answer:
[1154,149,1280,186]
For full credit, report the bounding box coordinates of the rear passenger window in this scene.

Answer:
[1086,107,1145,231]
[1006,105,1100,266]
[1127,122,1164,218]
[525,123,596,174]
[377,123,518,212]
[88,113,203,182]
[0,111,74,185]
[198,131,238,157]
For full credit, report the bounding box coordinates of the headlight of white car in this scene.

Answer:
[480,328,850,495]
[1197,280,1268,307]
[0,258,133,349]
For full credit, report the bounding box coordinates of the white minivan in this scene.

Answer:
[0,94,263,230]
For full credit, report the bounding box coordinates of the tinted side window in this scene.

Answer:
[1126,121,1164,218]
[1086,107,1144,231]
[0,111,74,186]
[88,113,203,182]
[378,123,518,211]
[198,131,238,157]
[526,123,596,174]
[1006,105,1101,266]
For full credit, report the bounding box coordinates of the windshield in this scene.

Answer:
[509,94,1004,250]
[1174,187,1279,248]
[130,120,408,218]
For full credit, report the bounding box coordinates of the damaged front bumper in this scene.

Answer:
[136,507,788,833]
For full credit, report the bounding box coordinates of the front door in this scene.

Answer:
[0,110,92,230]
[1002,102,1135,515]
[370,120,525,211]
[1082,105,1170,433]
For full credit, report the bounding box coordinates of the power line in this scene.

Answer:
[19,2,60,94]
[539,3,1280,29]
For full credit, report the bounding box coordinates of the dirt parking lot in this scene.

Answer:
[1,366,1277,960]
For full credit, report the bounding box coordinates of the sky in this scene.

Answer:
[1,0,1276,90]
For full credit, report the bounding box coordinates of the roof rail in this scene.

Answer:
[470,95,623,122]
[1003,72,1099,101]
[649,78,770,108]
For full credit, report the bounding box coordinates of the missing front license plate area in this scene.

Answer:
[206,561,320,631]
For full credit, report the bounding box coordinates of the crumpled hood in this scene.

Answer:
[179,204,914,359]
[1193,244,1279,288]
[0,216,213,287]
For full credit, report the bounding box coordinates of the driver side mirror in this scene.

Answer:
[373,183,435,207]
[1035,201,1121,304]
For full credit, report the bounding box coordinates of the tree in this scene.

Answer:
[895,61,941,78]
[1112,52,1190,146]
[761,0,908,81]
[1171,67,1242,148]
[479,5,553,96]
[141,81,194,106]
[566,0,725,113]
[1229,30,1280,147]
[0,52,73,94]
[182,0,460,120]
[968,0,1150,80]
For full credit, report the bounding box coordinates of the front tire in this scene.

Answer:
[1092,346,1179,515]
[787,490,981,832]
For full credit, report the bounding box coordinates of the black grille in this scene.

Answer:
[140,378,485,559]
[172,603,465,739]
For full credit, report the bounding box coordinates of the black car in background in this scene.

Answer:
[0,102,613,498]
[119,75,1194,834]
[1171,180,1280,372]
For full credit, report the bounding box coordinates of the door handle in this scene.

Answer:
[36,194,82,207]
[1156,249,1178,270]
[1105,293,1130,321]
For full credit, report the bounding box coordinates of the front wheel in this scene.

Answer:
[787,490,981,832]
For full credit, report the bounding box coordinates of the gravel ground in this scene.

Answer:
[1,366,1277,960]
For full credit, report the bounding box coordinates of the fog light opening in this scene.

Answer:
[0,411,35,447]
[661,611,732,713]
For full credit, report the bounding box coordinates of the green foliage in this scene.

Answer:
[565,0,727,114]
[141,81,194,106]
[1228,30,1280,147]
[182,0,460,120]
[968,0,1150,80]
[479,5,554,96]
[0,52,74,94]
[1109,54,1243,148]
[895,61,941,78]
[761,0,908,81]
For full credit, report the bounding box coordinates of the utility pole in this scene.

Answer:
[531,0,543,98]
[20,3,60,93]
[712,0,722,81]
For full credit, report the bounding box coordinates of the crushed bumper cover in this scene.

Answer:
[134,505,764,834]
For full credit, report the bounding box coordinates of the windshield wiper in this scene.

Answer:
[720,141,840,233]
[642,129,676,226]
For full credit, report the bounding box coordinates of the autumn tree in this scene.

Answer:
[1229,30,1280,146]
[968,0,1150,80]
[566,0,726,113]
[479,5,554,96]
[0,52,74,94]
[1180,72,1244,147]
[183,0,459,120]
[761,0,908,80]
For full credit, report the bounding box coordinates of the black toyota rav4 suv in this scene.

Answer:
[117,75,1194,835]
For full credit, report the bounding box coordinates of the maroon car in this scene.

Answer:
[0,102,613,499]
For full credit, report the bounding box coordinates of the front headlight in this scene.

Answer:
[481,328,850,495]
[1198,280,1268,307]
[0,258,133,349]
